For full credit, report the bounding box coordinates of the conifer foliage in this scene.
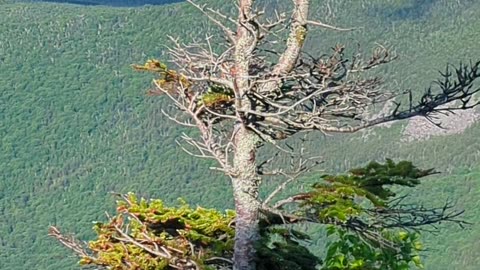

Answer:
[51,160,466,269]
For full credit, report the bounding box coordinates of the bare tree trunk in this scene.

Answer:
[232,126,260,270]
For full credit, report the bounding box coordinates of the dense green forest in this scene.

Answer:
[0,0,479,269]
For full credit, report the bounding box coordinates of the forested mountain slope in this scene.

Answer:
[0,0,479,269]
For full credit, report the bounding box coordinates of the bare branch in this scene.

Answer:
[48,226,97,263]
[369,199,470,231]
[263,174,301,207]
[306,19,355,31]
[259,0,309,96]
[112,225,173,259]
[161,109,196,127]
[262,141,323,206]
[186,0,236,45]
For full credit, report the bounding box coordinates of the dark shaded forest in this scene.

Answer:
[33,0,183,6]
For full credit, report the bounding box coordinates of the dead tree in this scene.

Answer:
[133,0,480,269]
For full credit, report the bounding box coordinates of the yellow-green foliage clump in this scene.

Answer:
[198,85,234,109]
[82,193,235,269]
[79,193,321,270]
[132,59,191,95]
[133,60,235,109]
[295,26,307,46]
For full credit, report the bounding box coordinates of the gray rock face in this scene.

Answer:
[401,108,479,142]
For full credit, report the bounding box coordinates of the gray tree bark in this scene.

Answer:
[230,1,309,269]
[232,127,260,270]
[231,1,261,269]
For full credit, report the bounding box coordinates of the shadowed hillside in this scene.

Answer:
[31,0,184,6]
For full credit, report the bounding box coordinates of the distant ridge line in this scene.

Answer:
[31,0,184,7]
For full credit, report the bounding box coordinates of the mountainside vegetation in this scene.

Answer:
[0,0,479,269]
